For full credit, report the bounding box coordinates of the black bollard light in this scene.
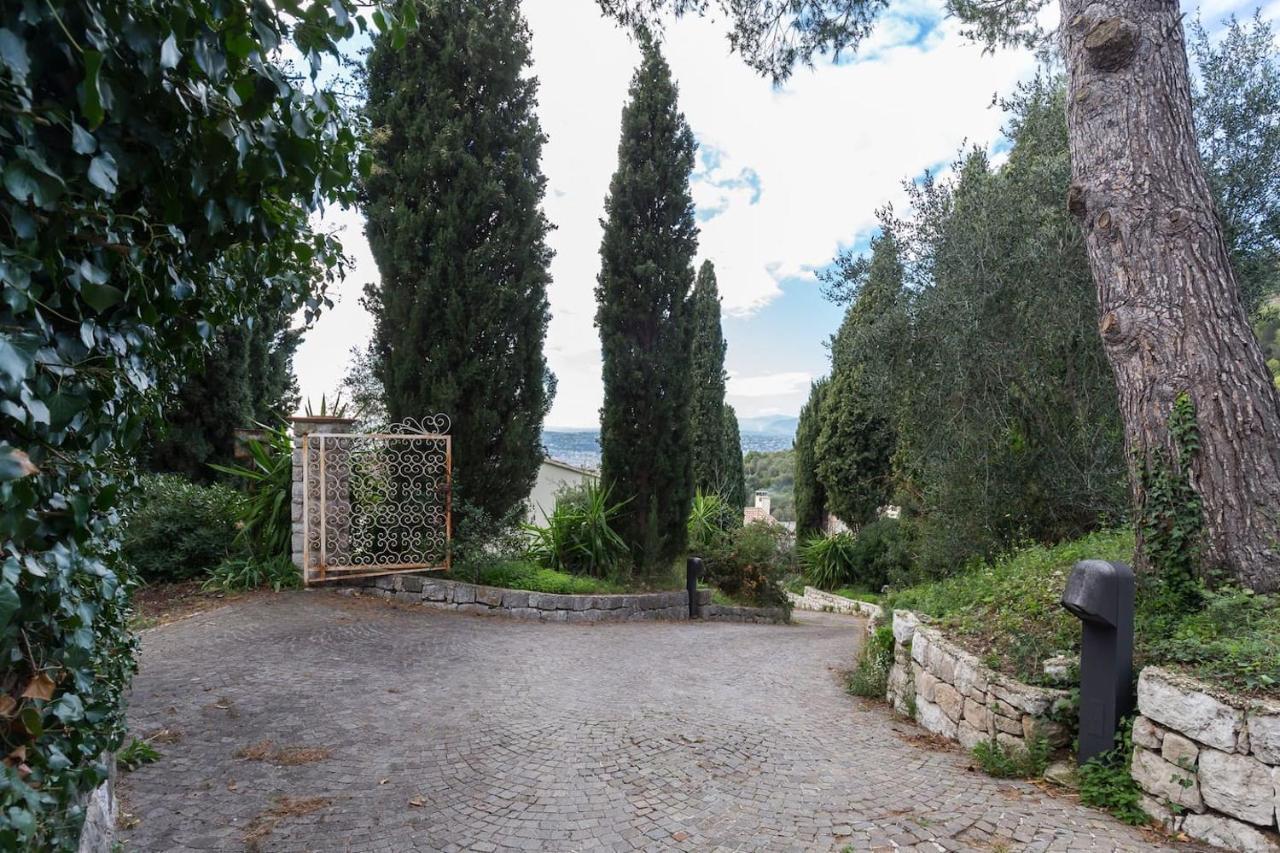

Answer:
[1060,559,1135,764]
[687,556,702,619]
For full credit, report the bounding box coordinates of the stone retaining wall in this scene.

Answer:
[886,610,1071,754]
[336,574,790,624]
[1129,667,1280,852]
[787,586,883,625]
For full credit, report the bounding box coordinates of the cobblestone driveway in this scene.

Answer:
[118,591,1189,852]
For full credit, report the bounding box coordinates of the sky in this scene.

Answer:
[294,0,1267,429]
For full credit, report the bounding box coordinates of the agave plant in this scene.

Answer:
[210,421,293,560]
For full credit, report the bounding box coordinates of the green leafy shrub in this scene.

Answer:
[204,555,301,593]
[1078,719,1148,825]
[210,423,293,561]
[847,625,894,698]
[702,521,794,609]
[121,475,245,582]
[524,483,630,577]
[971,734,1051,779]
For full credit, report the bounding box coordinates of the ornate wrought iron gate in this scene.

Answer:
[301,417,451,585]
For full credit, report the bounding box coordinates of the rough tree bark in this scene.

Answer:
[1061,0,1280,591]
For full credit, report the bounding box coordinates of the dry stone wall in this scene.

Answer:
[885,610,1072,754]
[337,574,790,624]
[1130,667,1280,852]
[787,586,883,625]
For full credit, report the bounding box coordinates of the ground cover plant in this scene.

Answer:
[885,528,1280,696]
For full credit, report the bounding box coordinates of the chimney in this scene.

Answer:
[754,490,771,517]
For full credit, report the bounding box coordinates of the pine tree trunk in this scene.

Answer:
[1060,0,1280,591]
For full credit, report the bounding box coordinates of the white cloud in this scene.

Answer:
[294,0,1048,425]
[727,371,814,398]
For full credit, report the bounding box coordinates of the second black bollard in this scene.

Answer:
[687,556,703,619]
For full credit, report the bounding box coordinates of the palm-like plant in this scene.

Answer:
[210,422,292,560]
[800,532,859,590]
[687,490,733,554]
[524,482,630,578]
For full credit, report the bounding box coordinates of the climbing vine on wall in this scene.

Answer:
[1138,393,1204,612]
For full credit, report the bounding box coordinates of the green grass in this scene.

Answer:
[885,530,1132,684]
[832,585,881,603]
[451,560,623,595]
[883,527,1280,696]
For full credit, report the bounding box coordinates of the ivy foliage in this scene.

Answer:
[0,0,413,846]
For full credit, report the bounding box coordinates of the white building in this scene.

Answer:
[526,458,598,525]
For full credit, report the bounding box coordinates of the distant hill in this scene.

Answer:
[735,415,798,437]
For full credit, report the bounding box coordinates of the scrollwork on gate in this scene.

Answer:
[301,415,451,584]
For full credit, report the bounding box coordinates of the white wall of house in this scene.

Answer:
[526,458,598,525]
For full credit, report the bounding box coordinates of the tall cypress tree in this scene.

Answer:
[363,0,554,533]
[720,403,746,511]
[794,378,829,536]
[145,304,300,481]
[689,260,729,493]
[597,39,699,574]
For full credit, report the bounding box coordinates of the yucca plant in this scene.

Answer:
[687,490,733,554]
[210,422,293,560]
[523,482,629,578]
[800,531,859,590]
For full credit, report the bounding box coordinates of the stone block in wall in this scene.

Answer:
[927,640,958,684]
[453,584,476,605]
[993,712,1022,736]
[915,667,937,703]
[934,681,964,723]
[1138,667,1244,753]
[952,652,989,698]
[1198,749,1275,826]
[1247,703,1280,765]
[996,732,1027,755]
[1138,794,1183,834]
[475,586,503,608]
[1023,716,1070,749]
[422,581,449,602]
[958,719,988,751]
[1131,745,1204,812]
[916,697,959,740]
[400,574,424,594]
[963,697,993,734]
[1161,731,1200,769]
[911,628,930,666]
[501,590,530,609]
[1133,715,1165,750]
[988,676,1055,717]
[1181,813,1280,853]
[893,610,919,646]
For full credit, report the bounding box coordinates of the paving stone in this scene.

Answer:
[118,595,1193,852]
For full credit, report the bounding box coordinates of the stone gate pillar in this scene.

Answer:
[291,416,356,584]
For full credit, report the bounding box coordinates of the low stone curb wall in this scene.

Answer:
[335,574,789,624]
[886,610,1071,754]
[1130,667,1280,852]
[76,756,116,853]
[787,586,883,625]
